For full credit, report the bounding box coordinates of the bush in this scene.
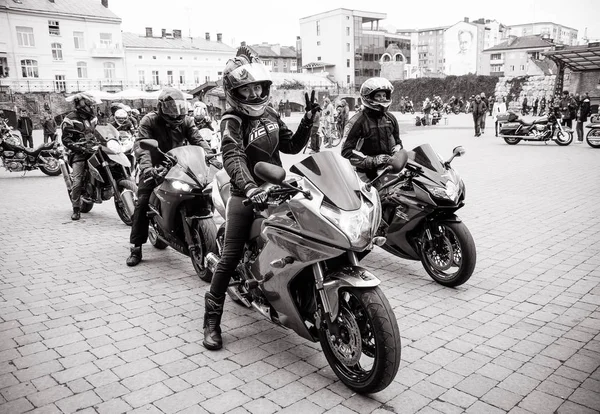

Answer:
[277,80,306,90]
[390,74,497,110]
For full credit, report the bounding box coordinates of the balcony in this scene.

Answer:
[90,43,124,58]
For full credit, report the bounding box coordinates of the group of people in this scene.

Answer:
[307,97,350,153]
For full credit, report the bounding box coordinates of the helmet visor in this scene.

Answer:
[225,63,272,90]
[161,99,188,117]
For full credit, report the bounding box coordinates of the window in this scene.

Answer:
[283,61,287,69]
[99,33,112,46]
[21,59,39,77]
[138,70,145,84]
[167,70,173,85]
[103,62,115,80]
[16,27,35,47]
[54,75,66,92]
[167,56,171,60]
[194,71,199,84]
[138,55,142,59]
[179,70,185,84]
[346,27,350,36]
[76,62,87,78]
[520,65,525,70]
[73,31,85,49]
[317,56,321,61]
[152,56,157,59]
[152,70,159,85]
[263,60,271,67]
[347,59,350,68]
[491,53,502,60]
[347,75,350,84]
[346,43,350,52]
[530,51,541,60]
[316,21,320,36]
[510,65,515,71]
[48,20,60,36]
[317,41,321,46]
[51,43,63,61]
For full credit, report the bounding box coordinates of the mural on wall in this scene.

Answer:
[445,22,477,76]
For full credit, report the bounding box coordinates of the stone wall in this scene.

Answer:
[494,75,557,111]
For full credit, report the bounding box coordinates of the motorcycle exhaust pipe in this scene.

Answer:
[119,189,136,217]
[205,252,220,275]
[59,159,72,191]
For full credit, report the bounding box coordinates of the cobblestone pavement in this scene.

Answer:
[1,114,599,413]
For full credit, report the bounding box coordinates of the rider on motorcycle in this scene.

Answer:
[126,87,219,267]
[202,46,320,351]
[192,102,214,131]
[61,92,102,221]
[111,109,136,134]
[341,77,403,182]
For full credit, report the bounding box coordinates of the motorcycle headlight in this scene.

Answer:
[106,139,122,154]
[170,180,192,192]
[425,180,460,203]
[320,201,373,248]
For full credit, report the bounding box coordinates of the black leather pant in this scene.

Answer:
[70,160,87,208]
[210,195,253,296]
[129,180,155,245]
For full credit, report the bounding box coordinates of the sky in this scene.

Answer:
[109,0,600,47]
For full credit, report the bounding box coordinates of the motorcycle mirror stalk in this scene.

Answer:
[254,161,312,200]
[138,139,177,164]
[444,146,465,168]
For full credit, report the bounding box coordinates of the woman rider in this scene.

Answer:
[203,47,321,350]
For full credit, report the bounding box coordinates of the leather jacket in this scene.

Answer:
[134,112,211,173]
[341,108,401,172]
[221,106,312,195]
[61,112,98,163]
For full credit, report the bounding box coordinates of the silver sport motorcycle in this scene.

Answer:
[208,152,406,393]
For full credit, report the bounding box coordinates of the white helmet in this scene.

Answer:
[114,109,128,126]
[360,77,394,112]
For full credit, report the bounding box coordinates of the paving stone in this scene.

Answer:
[278,399,326,414]
[482,387,523,411]
[243,398,281,414]
[54,390,101,414]
[0,397,34,414]
[95,397,131,414]
[27,385,73,408]
[265,381,314,407]
[387,389,431,413]
[568,388,600,411]
[307,388,345,410]
[201,389,251,414]
[556,400,599,414]
[455,373,498,398]
[122,382,173,408]
[154,387,206,414]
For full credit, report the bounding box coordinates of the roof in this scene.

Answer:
[122,33,236,53]
[531,59,557,75]
[302,62,335,69]
[248,44,296,59]
[300,8,386,23]
[189,81,218,97]
[483,35,554,52]
[507,22,578,32]
[0,0,121,22]
[544,44,600,72]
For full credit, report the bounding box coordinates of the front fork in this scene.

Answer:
[103,161,135,217]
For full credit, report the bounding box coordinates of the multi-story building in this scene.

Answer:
[0,0,125,93]
[299,8,410,89]
[122,30,235,91]
[481,35,555,77]
[247,43,298,73]
[505,22,578,46]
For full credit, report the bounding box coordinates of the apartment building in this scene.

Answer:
[481,35,555,77]
[506,22,578,46]
[247,43,298,73]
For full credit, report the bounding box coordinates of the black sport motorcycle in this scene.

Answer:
[353,145,476,287]
[59,124,137,225]
[0,126,61,176]
[138,139,221,282]
[499,111,573,146]
[209,152,405,393]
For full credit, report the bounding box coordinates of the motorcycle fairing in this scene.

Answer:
[87,153,105,183]
[104,150,131,167]
[167,146,214,187]
[323,266,380,322]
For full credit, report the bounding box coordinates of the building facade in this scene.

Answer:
[0,0,125,94]
[481,35,555,77]
[123,30,235,92]
[505,22,578,46]
[247,43,298,73]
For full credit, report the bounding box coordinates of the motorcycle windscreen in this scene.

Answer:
[408,144,446,174]
[167,146,213,186]
[290,151,361,210]
[94,124,120,143]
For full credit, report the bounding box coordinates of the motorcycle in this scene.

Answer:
[118,130,136,168]
[59,124,137,225]
[585,122,600,148]
[1,119,23,146]
[401,103,415,114]
[0,128,61,176]
[208,152,404,393]
[499,110,573,146]
[137,139,221,282]
[352,145,476,287]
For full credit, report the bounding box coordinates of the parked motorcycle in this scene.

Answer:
[353,145,476,287]
[138,139,221,282]
[0,129,61,176]
[1,119,23,146]
[499,111,573,146]
[209,152,404,393]
[585,123,600,148]
[59,124,137,225]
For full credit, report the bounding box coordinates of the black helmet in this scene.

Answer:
[157,87,188,127]
[68,92,101,119]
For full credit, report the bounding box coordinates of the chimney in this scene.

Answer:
[161,29,167,38]
[241,41,246,47]
[507,35,517,46]
[271,43,281,55]
[145,27,153,37]
[101,0,108,7]
[173,29,182,39]
[205,32,210,41]
[464,17,469,23]
[217,33,222,42]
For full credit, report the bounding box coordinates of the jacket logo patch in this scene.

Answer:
[249,121,279,142]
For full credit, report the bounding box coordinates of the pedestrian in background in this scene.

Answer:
[539,96,547,116]
[42,113,57,143]
[522,96,528,115]
[575,93,590,143]
[480,92,489,133]
[308,109,321,153]
[559,91,575,128]
[422,97,432,126]
[492,96,507,137]
[472,95,487,137]
[533,97,539,116]
[17,109,33,148]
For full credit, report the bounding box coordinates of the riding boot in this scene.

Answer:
[71,207,81,221]
[126,245,142,267]
[203,292,225,350]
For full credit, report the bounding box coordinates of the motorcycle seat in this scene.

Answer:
[22,142,55,157]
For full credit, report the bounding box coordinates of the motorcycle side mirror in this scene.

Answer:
[254,161,286,185]
[389,150,408,173]
[452,146,466,157]
[138,139,159,151]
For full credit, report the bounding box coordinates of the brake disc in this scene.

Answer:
[326,306,362,366]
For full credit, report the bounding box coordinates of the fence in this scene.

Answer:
[0,79,202,94]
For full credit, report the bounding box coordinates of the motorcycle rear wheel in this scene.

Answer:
[503,136,521,145]
[555,130,573,146]
[319,286,401,394]
[39,158,61,176]
[420,221,476,287]
[585,128,600,148]
[190,219,218,282]
[114,179,137,226]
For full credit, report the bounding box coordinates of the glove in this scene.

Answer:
[304,90,321,120]
[142,165,166,182]
[208,158,222,169]
[246,187,268,208]
[392,144,403,154]
[373,154,391,168]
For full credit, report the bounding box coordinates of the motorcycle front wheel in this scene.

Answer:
[503,136,521,145]
[319,286,401,394]
[114,179,137,226]
[586,128,600,148]
[39,157,61,176]
[190,219,218,282]
[555,129,573,146]
[419,221,476,287]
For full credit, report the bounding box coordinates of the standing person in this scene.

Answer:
[42,112,57,143]
[202,47,320,350]
[308,108,321,153]
[533,97,539,117]
[322,97,335,147]
[539,96,547,116]
[422,97,432,126]
[559,90,575,128]
[60,93,103,220]
[17,109,34,148]
[522,96,528,115]
[278,100,285,117]
[492,96,507,137]
[479,93,489,133]
[575,93,591,143]
[126,88,216,267]
[336,99,349,138]
[472,94,487,137]
[488,95,495,116]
